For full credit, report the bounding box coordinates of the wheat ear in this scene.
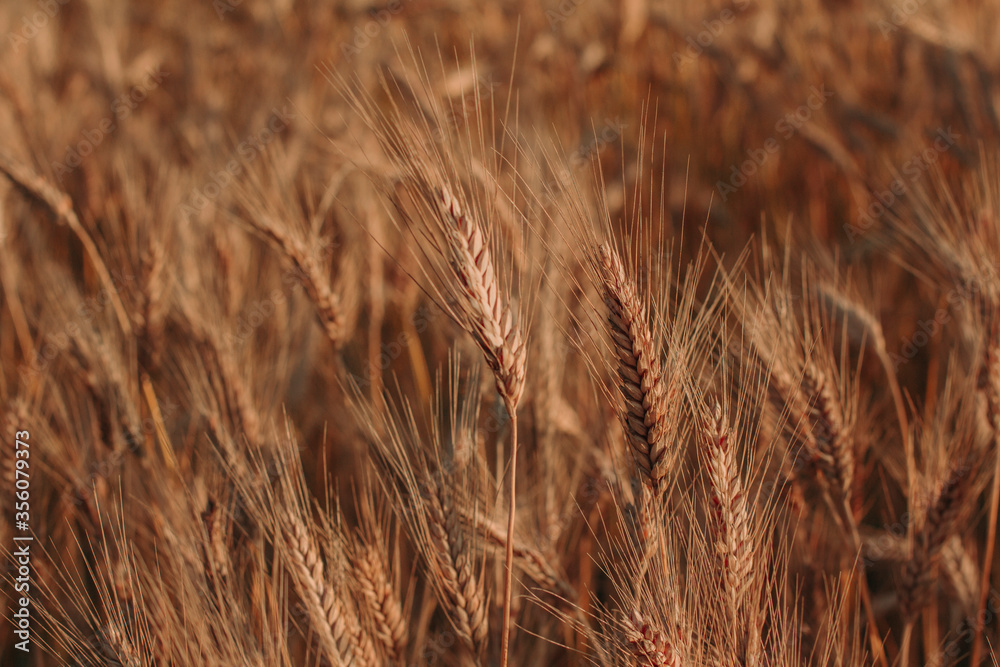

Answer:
[101,625,144,667]
[0,149,133,336]
[801,362,888,667]
[250,217,347,347]
[436,184,525,411]
[280,510,377,665]
[900,459,972,665]
[597,243,673,495]
[624,610,680,667]
[901,461,972,617]
[801,362,854,505]
[699,402,753,613]
[422,474,489,656]
[352,542,408,662]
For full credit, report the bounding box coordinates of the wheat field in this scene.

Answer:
[2,0,1000,665]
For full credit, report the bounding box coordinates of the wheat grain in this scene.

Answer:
[623,610,680,667]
